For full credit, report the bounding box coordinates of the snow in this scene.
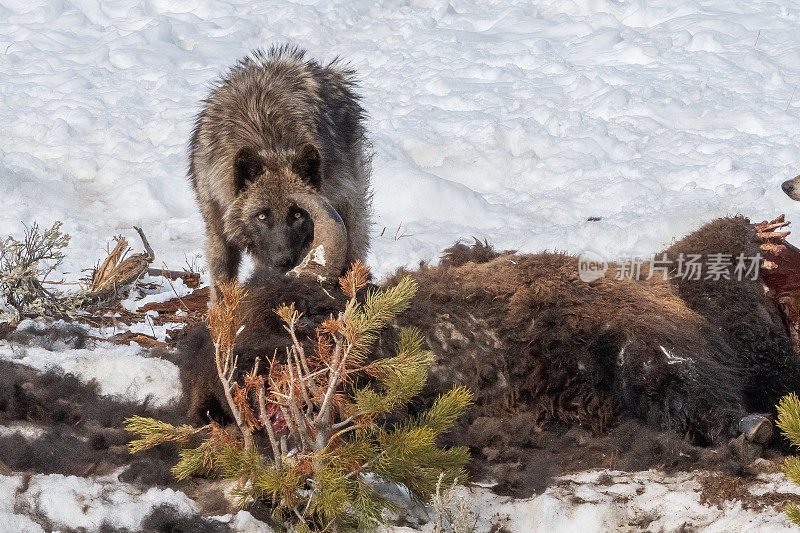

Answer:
[389,469,800,532]
[119,274,196,313]
[2,0,800,283]
[212,510,275,533]
[0,472,274,532]
[0,423,47,440]
[0,338,181,407]
[18,475,196,531]
[4,0,800,530]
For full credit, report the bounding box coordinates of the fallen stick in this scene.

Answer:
[146,267,201,288]
[85,227,155,304]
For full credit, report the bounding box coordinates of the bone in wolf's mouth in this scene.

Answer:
[286,193,348,281]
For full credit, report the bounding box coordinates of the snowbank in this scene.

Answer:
[0,338,181,407]
[2,0,800,283]
[0,472,273,532]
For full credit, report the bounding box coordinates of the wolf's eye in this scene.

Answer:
[288,207,306,224]
[257,212,268,221]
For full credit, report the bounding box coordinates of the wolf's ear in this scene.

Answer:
[234,147,262,193]
[292,144,322,187]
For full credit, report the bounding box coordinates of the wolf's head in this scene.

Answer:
[224,143,327,273]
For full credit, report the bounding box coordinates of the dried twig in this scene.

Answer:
[85,227,155,304]
[91,236,128,291]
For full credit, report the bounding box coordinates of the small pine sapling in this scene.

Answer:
[777,393,800,525]
[126,262,472,531]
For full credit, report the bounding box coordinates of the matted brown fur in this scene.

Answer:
[176,216,800,494]
[663,216,798,415]
[389,242,745,445]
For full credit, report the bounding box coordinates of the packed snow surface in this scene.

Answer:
[4,1,800,531]
[388,469,800,532]
[0,323,181,407]
[0,472,273,532]
[2,0,800,281]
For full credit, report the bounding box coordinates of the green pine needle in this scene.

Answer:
[359,276,416,331]
[785,455,800,487]
[356,330,433,416]
[216,444,264,482]
[416,385,474,436]
[778,393,800,449]
[786,503,800,526]
[124,416,201,454]
[171,440,216,480]
[348,276,417,357]
[777,394,800,525]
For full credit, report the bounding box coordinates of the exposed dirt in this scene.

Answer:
[457,417,765,497]
[697,467,800,511]
[0,322,14,341]
[138,286,210,316]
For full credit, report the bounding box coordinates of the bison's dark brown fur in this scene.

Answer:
[178,271,348,424]
[663,217,798,417]
[177,216,800,450]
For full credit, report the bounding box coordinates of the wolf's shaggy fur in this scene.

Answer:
[189,45,372,298]
[177,217,800,448]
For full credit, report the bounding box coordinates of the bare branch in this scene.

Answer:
[255,358,282,467]
[283,315,321,396]
[331,412,363,431]
[133,226,155,261]
[212,304,253,450]
[291,348,315,415]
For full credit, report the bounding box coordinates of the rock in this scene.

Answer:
[369,479,431,527]
[738,414,773,444]
[729,434,762,463]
